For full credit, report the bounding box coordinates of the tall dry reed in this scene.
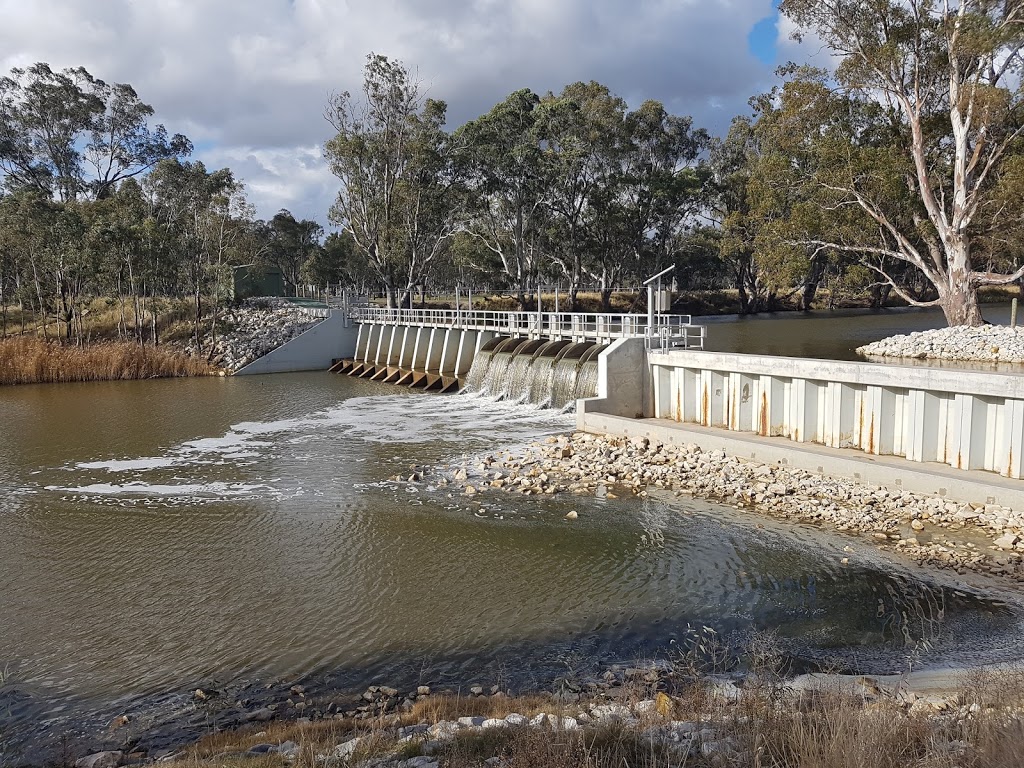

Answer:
[0,336,215,386]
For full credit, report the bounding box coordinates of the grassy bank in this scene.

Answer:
[0,336,215,386]
[163,667,1024,768]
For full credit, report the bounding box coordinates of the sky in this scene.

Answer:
[0,0,810,226]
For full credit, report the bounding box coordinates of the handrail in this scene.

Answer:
[348,307,705,348]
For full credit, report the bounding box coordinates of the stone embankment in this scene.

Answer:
[857,324,1024,363]
[82,662,995,768]
[186,298,324,372]
[442,433,1024,580]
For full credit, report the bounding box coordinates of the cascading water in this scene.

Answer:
[549,358,584,410]
[464,342,602,409]
[527,356,555,405]
[463,352,491,391]
[501,353,537,401]
[480,352,514,395]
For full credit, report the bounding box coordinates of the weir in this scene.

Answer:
[329,307,705,403]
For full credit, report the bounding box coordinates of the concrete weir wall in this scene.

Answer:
[579,349,1024,504]
[342,322,498,388]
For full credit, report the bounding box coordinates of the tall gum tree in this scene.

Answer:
[781,0,1024,326]
[325,55,461,308]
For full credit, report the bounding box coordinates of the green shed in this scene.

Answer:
[233,264,285,299]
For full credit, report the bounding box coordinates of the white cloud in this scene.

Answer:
[0,0,782,222]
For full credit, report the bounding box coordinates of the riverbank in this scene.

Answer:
[0,337,214,386]
[445,433,1024,582]
[59,661,1024,768]
[185,298,325,373]
[858,325,1024,364]
[0,298,322,385]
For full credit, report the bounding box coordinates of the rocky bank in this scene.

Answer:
[440,432,1024,581]
[64,663,1024,768]
[185,298,324,373]
[857,324,1024,364]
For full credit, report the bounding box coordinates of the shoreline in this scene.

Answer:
[27,658,1024,768]
[446,432,1024,584]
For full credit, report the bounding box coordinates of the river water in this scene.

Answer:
[1,307,1022,761]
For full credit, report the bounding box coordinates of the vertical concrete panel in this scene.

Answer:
[385,325,402,365]
[355,323,369,359]
[698,370,712,426]
[905,389,925,462]
[755,375,787,437]
[950,394,972,469]
[374,326,394,365]
[876,387,898,455]
[711,371,728,427]
[411,328,428,371]
[891,388,907,457]
[424,328,444,374]
[396,327,413,368]
[454,330,478,376]
[804,380,821,443]
[735,374,756,433]
[1007,400,1024,479]
[368,325,381,365]
[984,398,999,473]
[683,368,699,422]
[652,365,669,419]
[789,378,817,443]
[435,329,454,376]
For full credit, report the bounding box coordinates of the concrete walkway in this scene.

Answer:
[577,412,1024,511]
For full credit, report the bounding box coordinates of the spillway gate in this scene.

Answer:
[330,307,705,395]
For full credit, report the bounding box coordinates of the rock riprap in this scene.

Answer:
[185,297,324,372]
[857,324,1024,363]
[448,432,1024,580]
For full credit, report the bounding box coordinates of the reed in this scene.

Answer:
[0,337,214,386]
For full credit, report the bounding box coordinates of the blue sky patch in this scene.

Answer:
[748,2,780,66]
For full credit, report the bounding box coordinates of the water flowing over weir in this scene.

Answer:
[464,337,604,409]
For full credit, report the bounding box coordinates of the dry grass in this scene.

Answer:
[161,667,1024,768]
[0,336,214,386]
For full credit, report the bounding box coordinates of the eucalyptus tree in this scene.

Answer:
[455,88,550,307]
[0,62,191,202]
[144,159,237,348]
[267,209,323,293]
[325,54,462,307]
[535,82,627,310]
[780,0,1024,326]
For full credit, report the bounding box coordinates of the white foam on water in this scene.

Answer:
[54,392,570,502]
[45,481,275,496]
[77,458,179,472]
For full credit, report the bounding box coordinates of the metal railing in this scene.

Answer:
[349,307,705,348]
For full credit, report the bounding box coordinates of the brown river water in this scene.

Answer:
[1,306,1022,763]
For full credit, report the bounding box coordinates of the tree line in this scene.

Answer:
[3,1,1023,337]
[0,63,359,349]
[326,1,1024,326]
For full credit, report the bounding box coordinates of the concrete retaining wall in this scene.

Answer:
[235,311,359,375]
[641,350,1024,479]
